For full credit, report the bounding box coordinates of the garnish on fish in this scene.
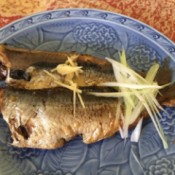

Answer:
[89,50,172,148]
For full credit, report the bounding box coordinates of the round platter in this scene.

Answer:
[0,8,175,175]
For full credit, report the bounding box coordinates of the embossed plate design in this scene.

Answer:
[0,9,175,175]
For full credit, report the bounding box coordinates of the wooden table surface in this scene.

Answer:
[0,0,175,42]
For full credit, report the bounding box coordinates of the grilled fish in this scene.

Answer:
[0,44,115,89]
[0,88,121,149]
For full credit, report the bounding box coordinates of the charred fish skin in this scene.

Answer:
[1,88,120,149]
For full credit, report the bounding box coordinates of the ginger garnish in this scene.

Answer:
[51,64,82,76]
[44,54,85,116]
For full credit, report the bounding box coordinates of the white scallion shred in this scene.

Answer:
[130,117,143,142]
[89,49,169,149]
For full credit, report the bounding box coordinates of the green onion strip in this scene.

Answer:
[90,50,168,149]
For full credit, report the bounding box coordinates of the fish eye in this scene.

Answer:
[10,69,31,81]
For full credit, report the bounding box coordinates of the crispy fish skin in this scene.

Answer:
[1,88,120,149]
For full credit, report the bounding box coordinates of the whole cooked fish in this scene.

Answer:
[0,44,115,89]
[0,88,121,149]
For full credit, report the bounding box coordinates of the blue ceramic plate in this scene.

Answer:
[0,9,175,175]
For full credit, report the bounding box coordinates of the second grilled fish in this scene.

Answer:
[0,88,120,149]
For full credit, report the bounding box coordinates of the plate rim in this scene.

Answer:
[0,8,175,61]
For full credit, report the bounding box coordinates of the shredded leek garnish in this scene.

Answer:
[89,49,168,149]
[99,82,163,89]
[130,118,143,142]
